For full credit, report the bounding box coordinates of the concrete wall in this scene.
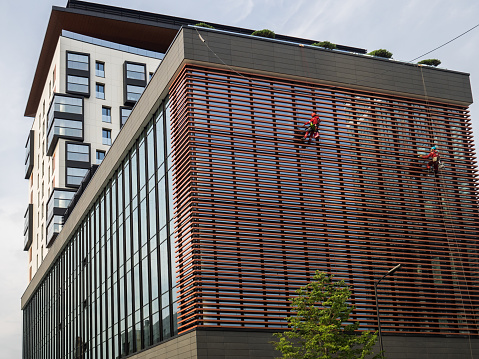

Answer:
[124,329,479,359]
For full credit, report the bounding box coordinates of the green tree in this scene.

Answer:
[273,271,381,359]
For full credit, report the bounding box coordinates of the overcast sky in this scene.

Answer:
[1,1,479,357]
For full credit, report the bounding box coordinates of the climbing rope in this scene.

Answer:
[419,66,477,358]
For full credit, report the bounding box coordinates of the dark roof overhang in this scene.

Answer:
[24,0,366,117]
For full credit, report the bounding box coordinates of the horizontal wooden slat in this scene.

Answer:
[170,65,479,336]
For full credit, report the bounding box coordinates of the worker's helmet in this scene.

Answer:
[431,145,437,151]
[312,112,316,117]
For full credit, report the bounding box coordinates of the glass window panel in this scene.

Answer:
[126,85,144,102]
[95,62,105,77]
[96,84,105,99]
[160,242,169,294]
[102,107,111,123]
[132,208,138,254]
[150,250,158,301]
[96,150,105,164]
[66,167,89,186]
[67,75,89,93]
[148,190,156,238]
[139,140,146,189]
[161,307,170,339]
[140,199,147,248]
[102,129,111,145]
[66,143,89,162]
[67,53,89,71]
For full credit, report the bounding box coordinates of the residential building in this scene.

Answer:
[22,1,479,358]
[23,20,161,280]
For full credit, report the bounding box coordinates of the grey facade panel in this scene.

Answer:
[122,329,479,359]
[183,27,472,105]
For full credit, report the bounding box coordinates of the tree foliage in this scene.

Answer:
[251,29,276,38]
[195,22,214,29]
[273,271,381,359]
[418,59,441,67]
[367,49,393,58]
[311,41,337,50]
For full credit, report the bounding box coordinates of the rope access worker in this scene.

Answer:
[303,112,320,143]
[418,145,440,176]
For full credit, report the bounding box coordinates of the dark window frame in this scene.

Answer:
[123,61,146,106]
[65,51,90,97]
[65,141,91,188]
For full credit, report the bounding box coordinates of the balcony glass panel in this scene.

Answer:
[47,215,63,246]
[47,189,75,225]
[47,119,83,155]
[48,95,83,131]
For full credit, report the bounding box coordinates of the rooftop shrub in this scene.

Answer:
[418,59,441,67]
[311,41,337,50]
[367,49,393,59]
[195,22,214,29]
[251,29,275,39]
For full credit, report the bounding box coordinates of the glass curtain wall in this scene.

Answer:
[23,98,177,359]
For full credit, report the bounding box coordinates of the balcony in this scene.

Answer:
[46,188,75,247]
[24,204,33,251]
[46,94,84,156]
[24,130,34,179]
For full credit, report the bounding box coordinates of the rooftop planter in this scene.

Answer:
[367,49,393,59]
[195,22,214,29]
[251,29,275,39]
[418,59,441,67]
[311,41,337,50]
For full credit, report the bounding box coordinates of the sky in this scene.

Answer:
[1,0,479,357]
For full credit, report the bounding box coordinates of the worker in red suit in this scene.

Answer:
[303,112,320,143]
[418,145,440,175]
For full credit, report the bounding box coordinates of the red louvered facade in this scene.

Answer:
[171,64,479,336]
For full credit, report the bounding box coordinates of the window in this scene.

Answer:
[96,83,105,99]
[120,107,132,127]
[66,167,89,186]
[66,143,90,162]
[96,150,105,164]
[67,52,89,71]
[66,52,90,96]
[126,63,146,80]
[124,61,146,105]
[126,85,143,102]
[95,61,105,77]
[67,75,89,94]
[102,129,112,145]
[102,107,111,123]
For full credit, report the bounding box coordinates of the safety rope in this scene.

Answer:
[419,66,477,358]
